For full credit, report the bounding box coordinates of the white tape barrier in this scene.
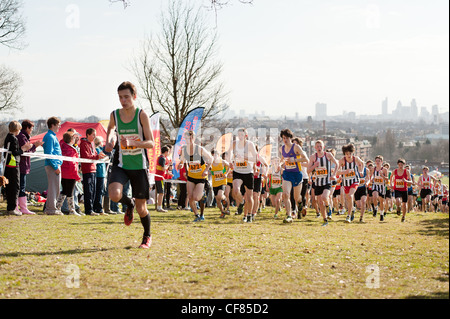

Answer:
[0,148,184,183]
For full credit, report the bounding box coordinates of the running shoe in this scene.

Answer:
[322,219,328,226]
[124,199,135,226]
[243,216,247,222]
[200,215,205,221]
[236,203,244,215]
[193,215,201,222]
[345,215,351,223]
[350,212,355,222]
[247,215,253,223]
[359,216,364,223]
[302,207,307,217]
[380,213,384,221]
[139,235,152,249]
[401,216,405,222]
[283,216,293,223]
[219,213,225,218]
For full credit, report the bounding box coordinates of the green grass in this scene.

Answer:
[0,202,448,299]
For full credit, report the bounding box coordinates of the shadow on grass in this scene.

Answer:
[405,291,449,299]
[0,247,127,258]
[417,217,449,238]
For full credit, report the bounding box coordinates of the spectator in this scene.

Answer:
[56,131,81,216]
[43,117,63,215]
[3,121,32,216]
[79,128,105,216]
[17,120,43,215]
[94,136,107,215]
[155,146,169,212]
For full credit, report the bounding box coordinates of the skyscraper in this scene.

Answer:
[382,97,388,116]
[315,102,327,121]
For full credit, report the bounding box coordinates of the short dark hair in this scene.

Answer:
[280,129,293,139]
[342,144,355,154]
[397,158,406,164]
[63,132,74,143]
[161,146,169,154]
[292,137,303,146]
[86,128,96,136]
[21,120,34,130]
[47,117,60,129]
[118,81,137,96]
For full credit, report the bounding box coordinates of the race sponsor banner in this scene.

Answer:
[259,143,272,165]
[148,112,161,185]
[171,107,205,180]
[215,132,233,155]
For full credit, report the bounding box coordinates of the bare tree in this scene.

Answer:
[131,0,228,137]
[0,64,22,114]
[0,0,26,49]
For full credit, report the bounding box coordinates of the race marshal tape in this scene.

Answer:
[0,148,184,183]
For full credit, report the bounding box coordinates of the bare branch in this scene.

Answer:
[0,0,27,49]
[131,0,229,136]
[0,64,22,114]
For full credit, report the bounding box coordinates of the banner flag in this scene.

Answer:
[259,143,272,166]
[171,107,205,180]
[148,112,161,185]
[215,132,233,155]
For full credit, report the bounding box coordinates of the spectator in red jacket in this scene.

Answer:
[56,131,82,216]
[80,128,105,215]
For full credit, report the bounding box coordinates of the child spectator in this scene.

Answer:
[56,131,82,216]
[3,121,32,216]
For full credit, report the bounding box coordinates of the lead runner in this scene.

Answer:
[105,81,155,249]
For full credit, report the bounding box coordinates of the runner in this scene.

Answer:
[383,163,393,213]
[417,166,436,212]
[307,140,339,226]
[155,146,169,212]
[105,81,155,249]
[390,158,411,222]
[178,130,213,222]
[279,129,308,223]
[327,148,338,218]
[405,164,416,213]
[251,146,268,221]
[292,137,309,218]
[223,151,233,214]
[371,155,389,221]
[366,160,374,214]
[355,160,369,222]
[267,157,283,218]
[338,144,364,223]
[210,149,230,218]
[230,128,259,223]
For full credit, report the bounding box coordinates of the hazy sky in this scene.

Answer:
[1,0,448,121]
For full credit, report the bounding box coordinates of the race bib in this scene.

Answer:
[374,177,384,185]
[359,178,366,186]
[396,180,405,188]
[272,176,282,187]
[345,171,356,179]
[285,159,300,170]
[120,134,141,155]
[316,167,328,177]
[213,171,225,181]
[188,161,202,173]
[235,161,248,169]
[423,182,430,188]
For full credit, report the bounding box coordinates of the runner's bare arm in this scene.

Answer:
[105,111,116,153]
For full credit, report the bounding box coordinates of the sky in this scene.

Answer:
[0,0,449,121]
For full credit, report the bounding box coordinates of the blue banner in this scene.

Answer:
[171,107,205,180]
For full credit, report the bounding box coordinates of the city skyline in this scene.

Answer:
[0,0,448,121]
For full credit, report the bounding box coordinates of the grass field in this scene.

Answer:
[0,201,448,300]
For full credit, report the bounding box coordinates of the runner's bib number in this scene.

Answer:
[188,161,202,174]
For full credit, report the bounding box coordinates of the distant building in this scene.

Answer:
[382,97,388,116]
[315,103,327,121]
